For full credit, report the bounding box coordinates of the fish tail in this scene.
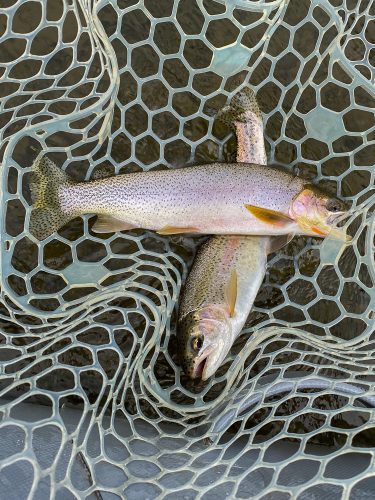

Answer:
[216,87,261,127]
[29,156,75,240]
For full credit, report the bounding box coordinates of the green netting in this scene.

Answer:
[0,0,374,498]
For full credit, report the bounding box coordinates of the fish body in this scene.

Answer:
[29,159,347,240]
[62,162,302,233]
[215,85,266,165]
[178,235,270,379]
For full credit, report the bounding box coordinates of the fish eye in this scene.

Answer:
[326,199,343,213]
[191,335,204,352]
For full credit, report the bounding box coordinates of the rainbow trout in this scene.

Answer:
[178,234,286,379]
[29,158,348,241]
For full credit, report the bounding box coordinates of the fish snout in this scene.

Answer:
[190,344,217,380]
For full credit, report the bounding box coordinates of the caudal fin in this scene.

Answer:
[216,87,261,127]
[29,156,74,240]
[216,87,266,165]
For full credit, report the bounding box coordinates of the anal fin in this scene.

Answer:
[92,215,137,233]
[156,225,199,235]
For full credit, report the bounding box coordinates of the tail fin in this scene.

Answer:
[216,87,266,165]
[216,87,262,128]
[29,156,74,240]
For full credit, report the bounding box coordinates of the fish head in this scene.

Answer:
[290,186,350,240]
[178,307,233,381]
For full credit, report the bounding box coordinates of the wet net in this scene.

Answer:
[0,0,374,498]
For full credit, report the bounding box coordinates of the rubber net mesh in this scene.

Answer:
[0,0,374,498]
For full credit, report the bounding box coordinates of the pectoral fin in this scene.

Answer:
[156,225,199,235]
[267,234,294,254]
[245,204,294,227]
[225,269,237,318]
[92,215,137,233]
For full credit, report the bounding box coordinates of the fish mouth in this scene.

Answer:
[328,213,345,225]
[191,346,215,380]
[295,213,351,242]
[193,357,208,379]
[328,227,352,242]
[324,214,352,242]
[311,224,351,242]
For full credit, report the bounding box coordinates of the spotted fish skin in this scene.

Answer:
[29,157,76,240]
[29,86,347,242]
[178,87,348,380]
[179,235,269,323]
[62,162,302,218]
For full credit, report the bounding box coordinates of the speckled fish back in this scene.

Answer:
[178,235,269,320]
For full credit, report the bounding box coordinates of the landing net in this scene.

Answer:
[0,0,374,498]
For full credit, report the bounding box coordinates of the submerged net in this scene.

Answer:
[0,0,374,497]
